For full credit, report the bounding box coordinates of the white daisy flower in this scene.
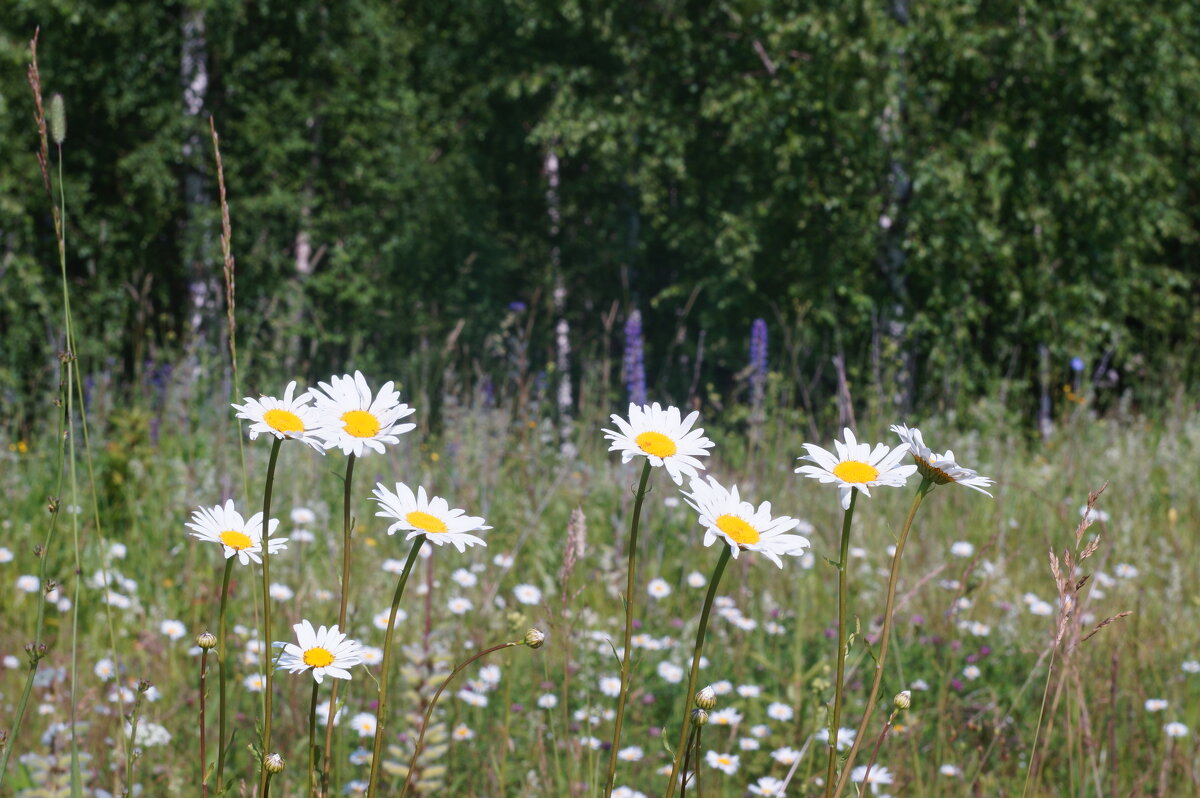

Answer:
[452,724,474,741]
[448,597,473,615]
[682,476,809,568]
[890,424,994,495]
[374,608,406,630]
[372,482,490,553]
[704,750,740,775]
[290,507,317,525]
[771,746,799,765]
[940,764,962,776]
[602,403,714,485]
[350,712,377,737]
[816,726,856,751]
[16,575,40,593]
[451,568,478,588]
[1182,661,1200,674]
[513,584,542,605]
[243,673,265,692]
[647,577,672,598]
[950,541,975,558]
[710,708,743,726]
[186,500,285,565]
[687,571,707,588]
[850,764,893,784]
[0,547,13,563]
[749,776,787,796]
[796,428,916,510]
[275,620,363,684]
[617,746,643,761]
[309,371,416,457]
[599,675,622,697]
[160,619,186,641]
[766,702,793,722]
[1165,722,1189,738]
[537,693,558,708]
[231,381,325,451]
[1146,698,1169,712]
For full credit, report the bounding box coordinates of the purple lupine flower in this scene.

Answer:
[623,310,646,406]
[749,318,768,405]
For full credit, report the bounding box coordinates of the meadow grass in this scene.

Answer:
[0,375,1197,797]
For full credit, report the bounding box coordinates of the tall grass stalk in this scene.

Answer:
[321,453,356,797]
[307,680,321,798]
[663,545,732,798]
[831,480,930,798]
[367,536,426,798]
[257,436,283,794]
[823,492,859,798]
[603,460,653,798]
[398,637,529,798]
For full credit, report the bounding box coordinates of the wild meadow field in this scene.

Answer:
[1,368,1198,797]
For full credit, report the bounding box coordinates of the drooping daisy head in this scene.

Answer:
[185,500,286,565]
[890,424,994,496]
[682,476,809,568]
[602,403,714,485]
[309,371,416,457]
[795,428,917,510]
[231,381,324,451]
[372,482,490,553]
[276,620,363,684]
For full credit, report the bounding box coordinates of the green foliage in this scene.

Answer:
[1,0,1198,423]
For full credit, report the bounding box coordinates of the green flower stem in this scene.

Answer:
[308,680,321,798]
[257,436,283,795]
[832,480,931,798]
[399,639,524,798]
[366,536,426,798]
[823,490,858,798]
[603,460,653,798]
[200,649,210,798]
[679,724,701,798]
[215,558,234,793]
[321,452,356,798]
[125,686,146,790]
[662,545,733,798]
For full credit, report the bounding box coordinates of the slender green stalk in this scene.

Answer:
[125,683,148,791]
[215,559,234,792]
[603,460,653,798]
[200,648,210,798]
[823,491,858,798]
[257,436,283,795]
[321,453,356,798]
[679,724,700,798]
[366,537,426,798]
[662,545,733,798]
[308,680,321,798]
[831,480,930,798]
[399,639,523,798]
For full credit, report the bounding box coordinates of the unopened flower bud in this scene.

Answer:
[137,679,152,693]
[196,631,217,650]
[694,686,717,710]
[264,753,284,774]
[692,708,710,726]
[894,690,911,711]
[524,628,545,649]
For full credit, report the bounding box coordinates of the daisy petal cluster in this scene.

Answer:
[603,403,714,485]
[186,500,285,565]
[682,476,809,568]
[372,482,490,552]
[310,371,416,457]
[795,428,916,509]
[891,424,994,495]
[276,620,363,683]
[231,380,325,451]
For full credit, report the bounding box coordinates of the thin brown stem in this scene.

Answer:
[321,453,356,798]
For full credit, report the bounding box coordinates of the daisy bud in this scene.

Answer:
[137,679,153,694]
[524,628,546,649]
[263,752,285,774]
[694,686,717,710]
[196,631,217,650]
[49,94,67,145]
[692,708,710,726]
[894,690,911,711]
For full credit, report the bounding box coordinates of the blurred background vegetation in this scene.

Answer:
[1,0,1198,432]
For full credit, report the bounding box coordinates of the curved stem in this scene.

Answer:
[824,491,858,798]
[321,453,356,798]
[366,537,426,798]
[215,558,234,792]
[832,481,930,798]
[399,639,521,798]
[308,680,321,798]
[257,436,283,795]
[603,460,653,797]
[662,545,733,798]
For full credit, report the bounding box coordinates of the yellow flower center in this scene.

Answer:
[219,530,253,551]
[303,647,335,668]
[406,510,448,534]
[262,408,304,434]
[718,756,734,766]
[715,514,760,546]
[341,409,381,438]
[635,431,677,458]
[833,460,879,484]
